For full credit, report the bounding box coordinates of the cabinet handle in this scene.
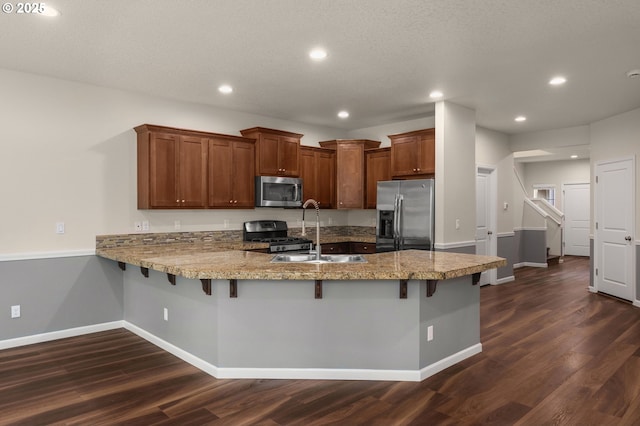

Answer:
[182,200,185,203]
[363,246,368,250]
[233,200,238,204]
[229,200,233,203]
[416,168,421,172]
[176,199,179,203]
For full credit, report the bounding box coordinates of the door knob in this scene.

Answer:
[625,236,632,241]
[487,231,493,235]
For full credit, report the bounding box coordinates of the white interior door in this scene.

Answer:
[562,183,590,256]
[476,167,497,285]
[595,158,635,301]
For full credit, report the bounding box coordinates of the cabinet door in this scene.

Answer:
[390,136,418,177]
[350,242,376,254]
[231,141,255,207]
[300,148,317,202]
[316,150,335,208]
[208,139,233,207]
[257,134,280,176]
[279,136,300,176]
[178,136,208,208]
[336,144,364,209]
[417,131,435,174]
[366,149,390,208]
[322,242,349,254]
[149,133,179,208]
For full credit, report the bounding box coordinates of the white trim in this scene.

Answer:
[532,183,557,189]
[514,262,548,269]
[124,322,219,377]
[634,300,640,308]
[419,343,482,381]
[434,240,476,250]
[125,321,481,382]
[2,321,484,382]
[217,367,420,382]
[0,321,123,350]
[497,232,515,238]
[514,227,547,232]
[524,198,551,219]
[0,249,96,262]
[588,287,597,294]
[495,276,515,285]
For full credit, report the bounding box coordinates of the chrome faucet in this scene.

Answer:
[301,199,321,260]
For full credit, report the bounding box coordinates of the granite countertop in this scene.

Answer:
[96,242,505,281]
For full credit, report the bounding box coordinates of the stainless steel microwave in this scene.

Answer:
[255,176,303,208]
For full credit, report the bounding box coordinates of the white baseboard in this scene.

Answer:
[588,286,597,294]
[513,262,548,269]
[2,320,484,382]
[419,343,482,381]
[495,276,515,285]
[124,321,219,378]
[433,240,476,250]
[633,300,640,308]
[125,321,481,382]
[0,320,123,350]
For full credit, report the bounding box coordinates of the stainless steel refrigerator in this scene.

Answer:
[376,179,435,252]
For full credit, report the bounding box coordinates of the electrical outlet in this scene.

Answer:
[163,307,168,321]
[55,222,65,234]
[11,305,20,319]
[427,325,434,341]
[455,219,460,230]
[142,221,149,231]
[174,220,181,230]
[134,221,142,231]
[223,219,229,228]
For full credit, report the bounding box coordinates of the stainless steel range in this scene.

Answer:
[243,220,312,253]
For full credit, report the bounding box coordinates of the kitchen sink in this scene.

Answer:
[271,254,367,264]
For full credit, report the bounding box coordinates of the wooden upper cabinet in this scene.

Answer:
[365,147,391,209]
[389,128,435,178]
[137,125,208,209]
[319,139,381,209]
[135,124,254,210]
[208,136,255,208]
[239,127,302,177]
[300,146,335,208]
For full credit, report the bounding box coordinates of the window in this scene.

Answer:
[533,185,556,206]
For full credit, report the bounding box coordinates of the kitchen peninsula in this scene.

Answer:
[97,230,505,382]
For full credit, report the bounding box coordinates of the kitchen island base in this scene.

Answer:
[123,268,481,382]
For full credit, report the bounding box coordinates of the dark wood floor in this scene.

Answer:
[2,256,640,425]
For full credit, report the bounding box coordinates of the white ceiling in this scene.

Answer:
[2,0,639,136]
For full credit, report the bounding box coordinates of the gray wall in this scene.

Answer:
[497,234,516,280]
[123,269,480,372]
[419,276,480,367]
[0,256,123,340]
[520,229,547,264]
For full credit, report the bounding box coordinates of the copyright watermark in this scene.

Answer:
[2,2,47,14]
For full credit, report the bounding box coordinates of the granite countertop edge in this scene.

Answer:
[96,239,506,282]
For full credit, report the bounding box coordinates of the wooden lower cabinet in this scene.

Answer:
[208,137,255,208]
[321,242,376,254]
[365,147,391,209]
[300,146,335,208]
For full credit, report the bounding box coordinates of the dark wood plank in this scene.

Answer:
[1,256,640,425]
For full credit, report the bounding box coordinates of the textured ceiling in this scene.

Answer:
[1,0,639,135]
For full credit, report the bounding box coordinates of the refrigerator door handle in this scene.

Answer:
[393,195,400,250]
[397,195,404,250]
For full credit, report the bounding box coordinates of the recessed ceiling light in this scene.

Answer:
[218,84,233,94]
[309,48,327,61]
[515,116,527,122]
[337,111,349,119]
[627,69,640,78]
[549,76,567,85]
[429,90,443,99]
[570,154,578,159]
[39,5,60,16]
